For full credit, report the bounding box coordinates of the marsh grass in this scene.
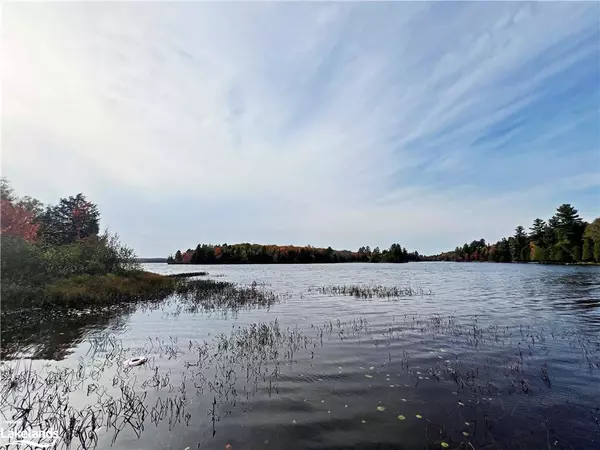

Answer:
[5,273,282,311]
[44,271,177,308]
[2,312,598,450]
[175,280,284,312]
[310,284,434,299]
[0,319,313,450]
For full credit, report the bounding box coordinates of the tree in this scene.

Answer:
[38,194,100,245]
[531,242,545,262]
[16,196,45,218]
[595,240,600,262]
[1,200,40,241]
[584,218,600,243]
[371,247,381,263]
[529,219,547,245]
[582,239,593,261]
[0,177,15,202]
[554,204,584,250]
[511,226,528,262]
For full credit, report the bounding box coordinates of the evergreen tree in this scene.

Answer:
[510,226,528,262]
[38,194,100,245]
[529,218,547,245]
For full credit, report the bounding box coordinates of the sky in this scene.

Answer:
[2,2,599,257]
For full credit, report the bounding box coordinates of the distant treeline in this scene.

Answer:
[135,258,168,263]
[168,243,421,264]
[425,204,600,264]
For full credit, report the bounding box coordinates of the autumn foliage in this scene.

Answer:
[1,199,40,241]
[168,242,421,264]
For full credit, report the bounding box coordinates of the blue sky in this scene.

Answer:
[2,2,599,257]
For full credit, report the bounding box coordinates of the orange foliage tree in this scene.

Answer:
[1,199,40,241]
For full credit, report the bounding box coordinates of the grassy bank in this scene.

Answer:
[44,271,177,308]
[2,270,178,309]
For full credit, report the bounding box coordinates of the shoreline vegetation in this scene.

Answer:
[167,243,421,264]
[0,178,184,310]
[424,204,600,265]
[168,204,599,266]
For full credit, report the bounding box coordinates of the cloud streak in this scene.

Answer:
[2,2,599,256]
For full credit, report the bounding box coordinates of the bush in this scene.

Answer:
[40,232,140,278]
[1,232,143,309]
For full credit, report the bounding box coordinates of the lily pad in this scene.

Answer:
[397,415,406,421]
[441,443,449,448]
[376,406,386,412]
[365,374,373,378]
[361,420,366,424]
[416,414,423,419]
[462,431,470,436]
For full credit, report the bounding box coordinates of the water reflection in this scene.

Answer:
[1,305,134,360]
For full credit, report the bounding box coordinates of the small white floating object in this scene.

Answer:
[125,356,148,367]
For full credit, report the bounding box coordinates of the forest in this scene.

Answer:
[426,204,600,264]
[168,243,421,264]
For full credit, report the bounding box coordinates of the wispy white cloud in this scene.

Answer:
[2,2,599,256]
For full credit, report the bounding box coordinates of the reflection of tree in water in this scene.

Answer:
[1,305,135,360]
[524,269,600,317]
[548,270,600,320]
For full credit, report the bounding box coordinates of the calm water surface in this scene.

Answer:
[2,262,600,450]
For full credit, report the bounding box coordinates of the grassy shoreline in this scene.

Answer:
[2,271,179,310]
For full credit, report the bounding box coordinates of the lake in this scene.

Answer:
[2,262,600,449]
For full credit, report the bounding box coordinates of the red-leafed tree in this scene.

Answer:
[182,250,193,264]
[1,199,40,241]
